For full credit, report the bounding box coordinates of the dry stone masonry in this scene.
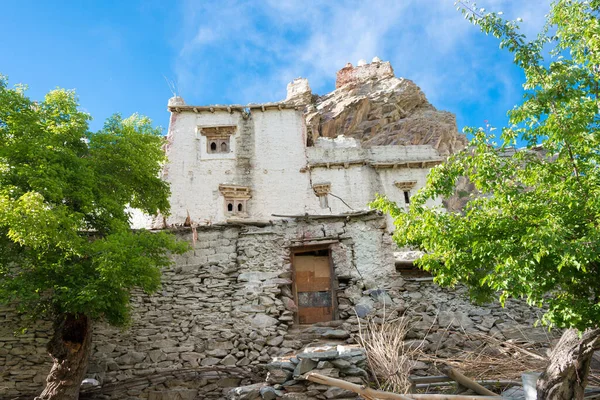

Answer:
[1,215,548,399]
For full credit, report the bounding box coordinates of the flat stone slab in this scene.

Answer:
[297,350,339,360]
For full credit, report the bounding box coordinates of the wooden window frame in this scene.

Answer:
[199,125,236,155]
[207,138,230,154]
[220,184,251,218]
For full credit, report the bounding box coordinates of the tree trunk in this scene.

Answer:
[36,313,92,400]
[537,328,600,400]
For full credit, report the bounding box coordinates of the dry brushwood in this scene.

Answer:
[356,313,426,394]
[418,331,550,381]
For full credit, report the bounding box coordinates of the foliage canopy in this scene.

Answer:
[0,77,187,327]
[373,0,600,331]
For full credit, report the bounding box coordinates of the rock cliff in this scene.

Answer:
[286,58,467,156]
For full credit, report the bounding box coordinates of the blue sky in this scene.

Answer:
[0,1,551,136]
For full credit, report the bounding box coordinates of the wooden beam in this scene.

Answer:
[304,372,503,400]
[441,366,498,397]
[407,395,502,399]
[305,372,412,399]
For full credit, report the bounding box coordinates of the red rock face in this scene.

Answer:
[335,65,356,89]
[335,61,395,89]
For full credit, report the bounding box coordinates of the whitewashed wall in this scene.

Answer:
[164,107,444,228]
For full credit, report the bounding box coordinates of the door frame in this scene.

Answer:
[290,244,338,325]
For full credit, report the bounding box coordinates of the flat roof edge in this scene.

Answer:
[168,102,306,113]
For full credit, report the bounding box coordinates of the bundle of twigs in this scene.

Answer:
[417,331,549,381]
[356,315,424,394]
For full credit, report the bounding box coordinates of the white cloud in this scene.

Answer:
[172,0,551,112]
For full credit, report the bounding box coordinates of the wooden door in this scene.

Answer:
[294,253,333,324]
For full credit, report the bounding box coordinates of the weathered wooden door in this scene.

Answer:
[294,251,334,324]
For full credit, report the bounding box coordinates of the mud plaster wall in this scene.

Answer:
[0,215,550,399]
[160,108,443,229]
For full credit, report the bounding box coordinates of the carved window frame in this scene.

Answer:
[313,183,331,209]
[219,184,251,217]
[198,126,236,155]
[394,181,417,207]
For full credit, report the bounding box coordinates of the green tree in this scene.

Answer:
[373,1,600,398]
[0,77,188,400]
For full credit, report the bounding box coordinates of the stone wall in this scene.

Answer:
[0,214,390,399]
[0,214,552,399]
[0,306,52,395]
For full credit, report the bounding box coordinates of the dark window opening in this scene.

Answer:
[227,202,233,212]
[296,249,329,257]
[403,190,411,204]
[337,276,351,289]
[395,260,431,277]
[237,203,243,212]
[306,134,314,147]
[207,138,231,154]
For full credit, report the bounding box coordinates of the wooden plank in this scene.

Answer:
[313,256,330,277]
[304,372,502,399]
[295,256,314,272]
[305,372,412,399]
[298,306,331,324]
[441,367,498,397]
[297,281,330,292]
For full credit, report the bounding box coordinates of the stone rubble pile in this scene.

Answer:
[229,344,367,400]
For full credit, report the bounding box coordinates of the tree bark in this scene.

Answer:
[537,328,600,400]
[36,313,92,400]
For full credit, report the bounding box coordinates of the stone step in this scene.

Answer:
[285,325,353,347]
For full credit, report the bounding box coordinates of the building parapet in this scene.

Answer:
[167,102,304,114]
[303,144,443,170]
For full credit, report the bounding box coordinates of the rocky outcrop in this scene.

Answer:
[286,58,468,155]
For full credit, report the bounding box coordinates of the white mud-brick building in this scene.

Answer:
[0,60,547,400]
[158,60,446,327]
[162,94,442,229]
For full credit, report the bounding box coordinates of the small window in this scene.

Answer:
[207,138,230,154]
[225,199,247,216]
[220,185,250,218]
[403,190,411,204]
[395,260,430,277]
